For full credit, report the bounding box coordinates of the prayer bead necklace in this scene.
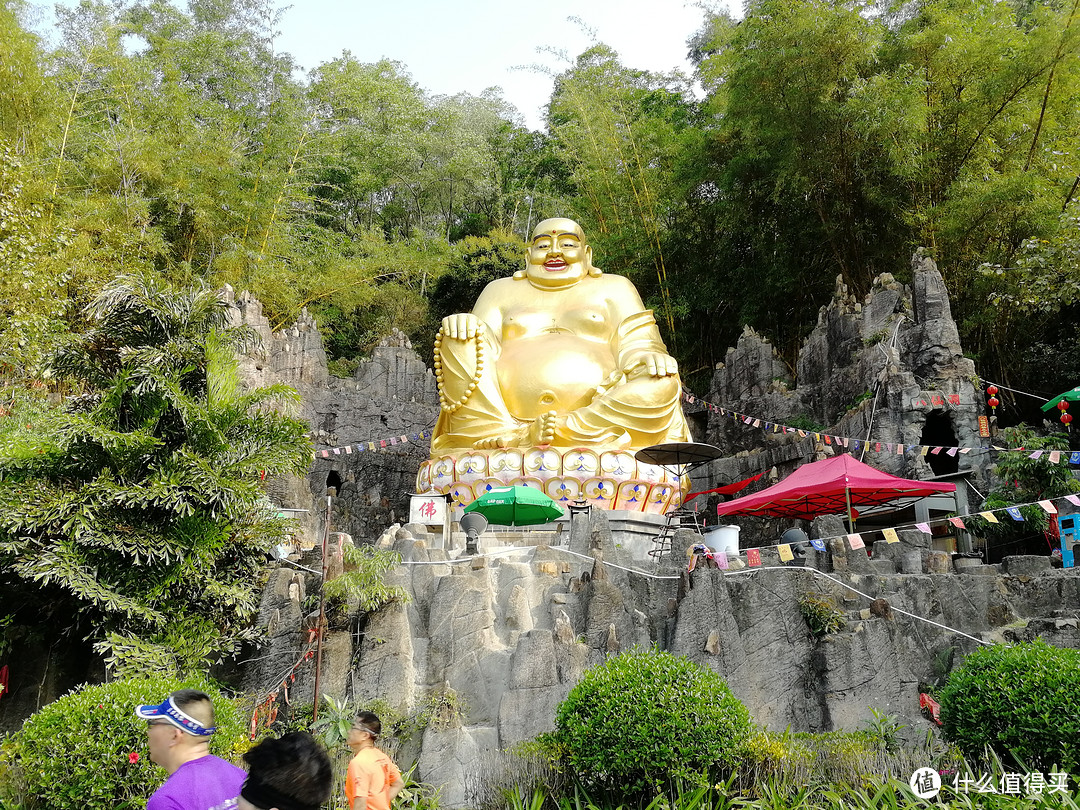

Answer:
[433,327,485,413]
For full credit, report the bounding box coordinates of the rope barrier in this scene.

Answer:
[398,544,999,644]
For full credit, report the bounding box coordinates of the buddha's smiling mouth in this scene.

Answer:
[544,258,568,271]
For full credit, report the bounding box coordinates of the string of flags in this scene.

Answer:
[703,492,1080,568]
[313,429,432,459]
[304,394,1079,464]
[681,390,1080,464]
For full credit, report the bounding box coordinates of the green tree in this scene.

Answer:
[974,425,1080,554]
[547,44,698,340]
[0,0,57,154]
[0,274,312,677]
[940,640,1080,772]
[686,0,1080,386]
[555,648,750,798]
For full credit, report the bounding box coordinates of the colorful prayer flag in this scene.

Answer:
[321,450,329,458]
[810,538,827,551]
[847,533,865,550]
[948,517,966,529]
[980,511,999,523]
[778,543,794,562]
[915,522,932,534]
[746,548,761,567]
[1067,494,1080,506]
[1006,506,1023,521]
[882,528,899,543]
[1029,450,1044,460]
[1050,451,1061,463]
[1038,500,1057,514]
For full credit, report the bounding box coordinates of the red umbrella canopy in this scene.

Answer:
[714,454,956,520]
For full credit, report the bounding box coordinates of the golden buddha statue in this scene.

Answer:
[430,218,691,457]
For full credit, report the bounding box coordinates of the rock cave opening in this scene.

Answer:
[919,410,959,475]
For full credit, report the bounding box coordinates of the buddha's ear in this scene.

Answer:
[586,245,601,277]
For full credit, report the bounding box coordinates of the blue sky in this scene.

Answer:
[30,0,740,131]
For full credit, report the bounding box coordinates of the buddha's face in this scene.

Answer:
[526,218,593,289]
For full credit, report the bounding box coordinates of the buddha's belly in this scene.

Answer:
[497,335,616,420]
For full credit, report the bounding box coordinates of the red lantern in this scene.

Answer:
[1063,412,1073,427]
[988,396,999,410]
[987,385,998,396]
[987,385,999,413]
[1058,399,1070,412]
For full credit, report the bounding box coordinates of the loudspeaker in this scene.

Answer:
[460,512,488,555]
[781,527,810,557]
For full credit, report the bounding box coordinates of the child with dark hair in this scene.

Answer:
[345,712,403,810]
[238,732,332,810]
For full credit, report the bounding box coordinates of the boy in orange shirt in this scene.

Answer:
[345,712,404,810]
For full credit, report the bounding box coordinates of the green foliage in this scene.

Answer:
[547,44,698,343]
[860,708,906,756]
[798,594,846,638]
[973,426,1080,548]
[555,647,751,797]
[323,543,408,614]
[939,640,1080,771]
[311,694,356,751]
[431,232,525,324]
[0,274,312,677]
[468,735,567,810]
[8,676,249,810]
[394,764,442,810]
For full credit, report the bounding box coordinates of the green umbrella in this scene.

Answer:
[1041,385,1080,412]
[463,485,564,526]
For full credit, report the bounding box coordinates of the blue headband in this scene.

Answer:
[135,696,216,737]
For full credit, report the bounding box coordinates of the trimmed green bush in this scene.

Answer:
[554,647,751,796]
[939,640,1080,772]
[11,676,250,810]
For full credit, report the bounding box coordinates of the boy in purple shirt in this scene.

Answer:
[136,689,247,810]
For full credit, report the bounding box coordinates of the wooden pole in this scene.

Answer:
[312,492,332,723]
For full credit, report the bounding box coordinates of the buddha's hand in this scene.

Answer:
[625,352,679,379]
[440,313,482,341]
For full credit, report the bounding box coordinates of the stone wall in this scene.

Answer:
[702,256,990,543]
[225,287,440,544]
[247,509,1080,807]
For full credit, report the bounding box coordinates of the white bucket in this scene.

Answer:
[709,525,741,559]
